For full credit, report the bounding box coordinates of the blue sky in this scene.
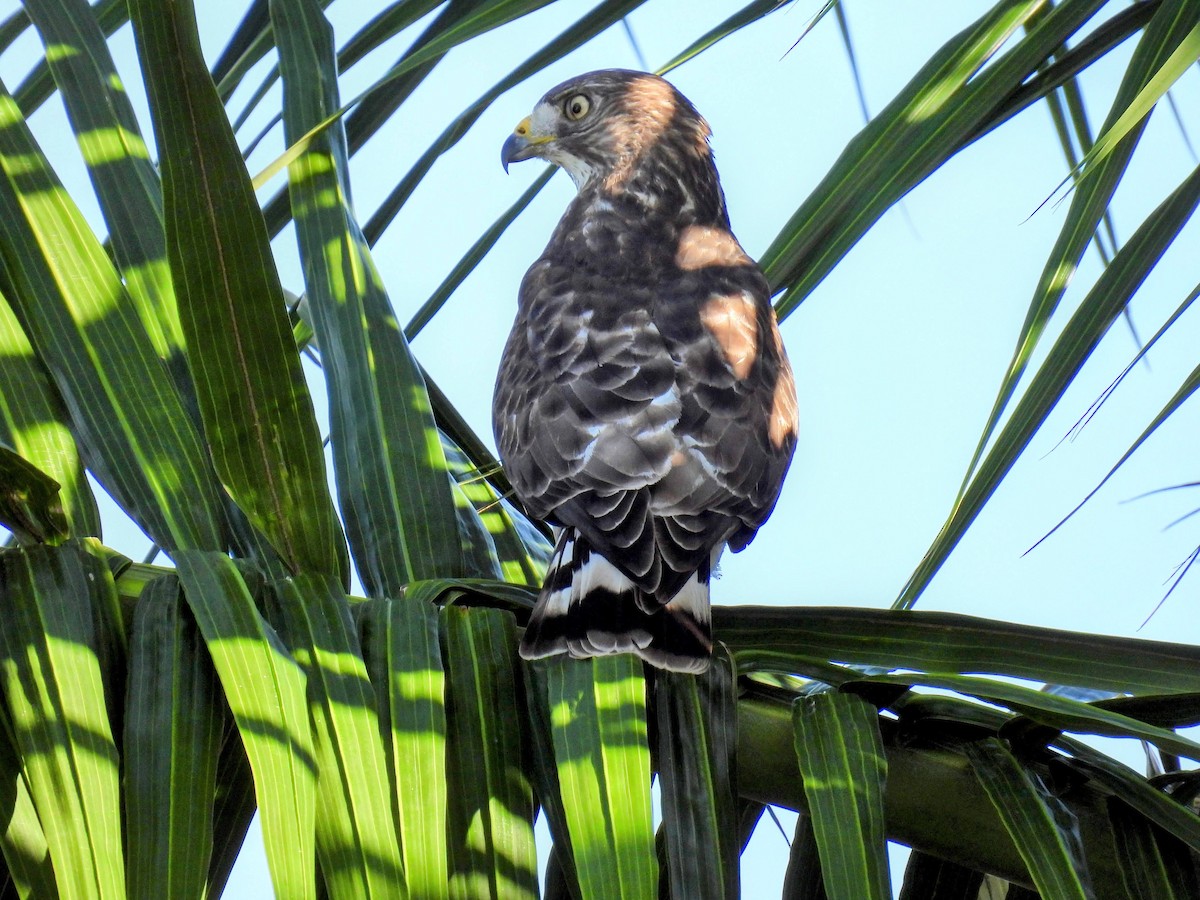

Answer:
[2,0,1198,894]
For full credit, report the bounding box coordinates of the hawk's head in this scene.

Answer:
[501,69,714,193]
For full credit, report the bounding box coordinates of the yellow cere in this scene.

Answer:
[513,115,552,145]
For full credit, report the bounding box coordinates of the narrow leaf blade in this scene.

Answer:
[718,606,1200,696]
[544,655,656,899]
[0,84,223,552]
[792,692,890,900]
[124,575,222,900]
[1108,798,1198,899]
[966,739,1089,900]
[129,0,347,578]
[175,550,317,900]
[358,596,449,899]
[272,0,469,590]
[0,543,124,899]
[24,0,184,367]
[898,161,1200,607]
[268,574,404,897]
[656,648,740,898]
[443,606,537,900]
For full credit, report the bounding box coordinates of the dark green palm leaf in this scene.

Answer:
[124,575,222,900]
[129,0,347,579]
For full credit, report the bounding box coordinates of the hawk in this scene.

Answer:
[495,69,797,673]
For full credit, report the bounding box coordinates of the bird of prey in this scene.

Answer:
[495,69,797,673]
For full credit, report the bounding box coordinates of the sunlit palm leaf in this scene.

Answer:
[0,542,124,899]
[357,593,449,899]
[442,605,538,900]
[175,550,317,900]
[0,694,55,896]
[129,0,347,579]
[522,660,583,899]
[25,0,184,370]
[1070,15,1200,183]
[0,84,224,553]
[124,575,222,900]
[441,438,548,586]
[267,574,404,897]
[793,692,890,900]
[26,0,283,569]
[11,0,126,117]
[0,292,97,538]
[272,0,471,590]
[541,655,656,900]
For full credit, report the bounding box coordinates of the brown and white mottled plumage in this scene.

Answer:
[495,70,797,672]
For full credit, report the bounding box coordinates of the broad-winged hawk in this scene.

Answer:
[495,69,797,673]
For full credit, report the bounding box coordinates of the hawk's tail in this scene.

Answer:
[519,529,713,673]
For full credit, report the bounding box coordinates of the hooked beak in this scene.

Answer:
[501,115,553,172]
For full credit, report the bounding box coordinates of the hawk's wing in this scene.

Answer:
[493,239,794,603]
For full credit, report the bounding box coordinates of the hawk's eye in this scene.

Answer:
[563,94,591,121]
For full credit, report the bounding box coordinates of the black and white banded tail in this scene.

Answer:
[519,528,714,673]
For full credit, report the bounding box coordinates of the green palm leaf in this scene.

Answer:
[272,0,470,590]
[124,575,222,900]
[966,739,1090,900]
[268,574,403,897]
[0,83,223,552]
[443,605,538,899]
[792,692,890,900]
[175,550,317,899]
[0,290,97,539]
[129,0,347,579]
[0,543,124,900]
[898,161,1200,607]
[656,649,740,898]
[25,0,184,370]
[540,655,657,900]
[1108,798,1199,899]
[720,606,1200,695]
[357,594,449,899]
